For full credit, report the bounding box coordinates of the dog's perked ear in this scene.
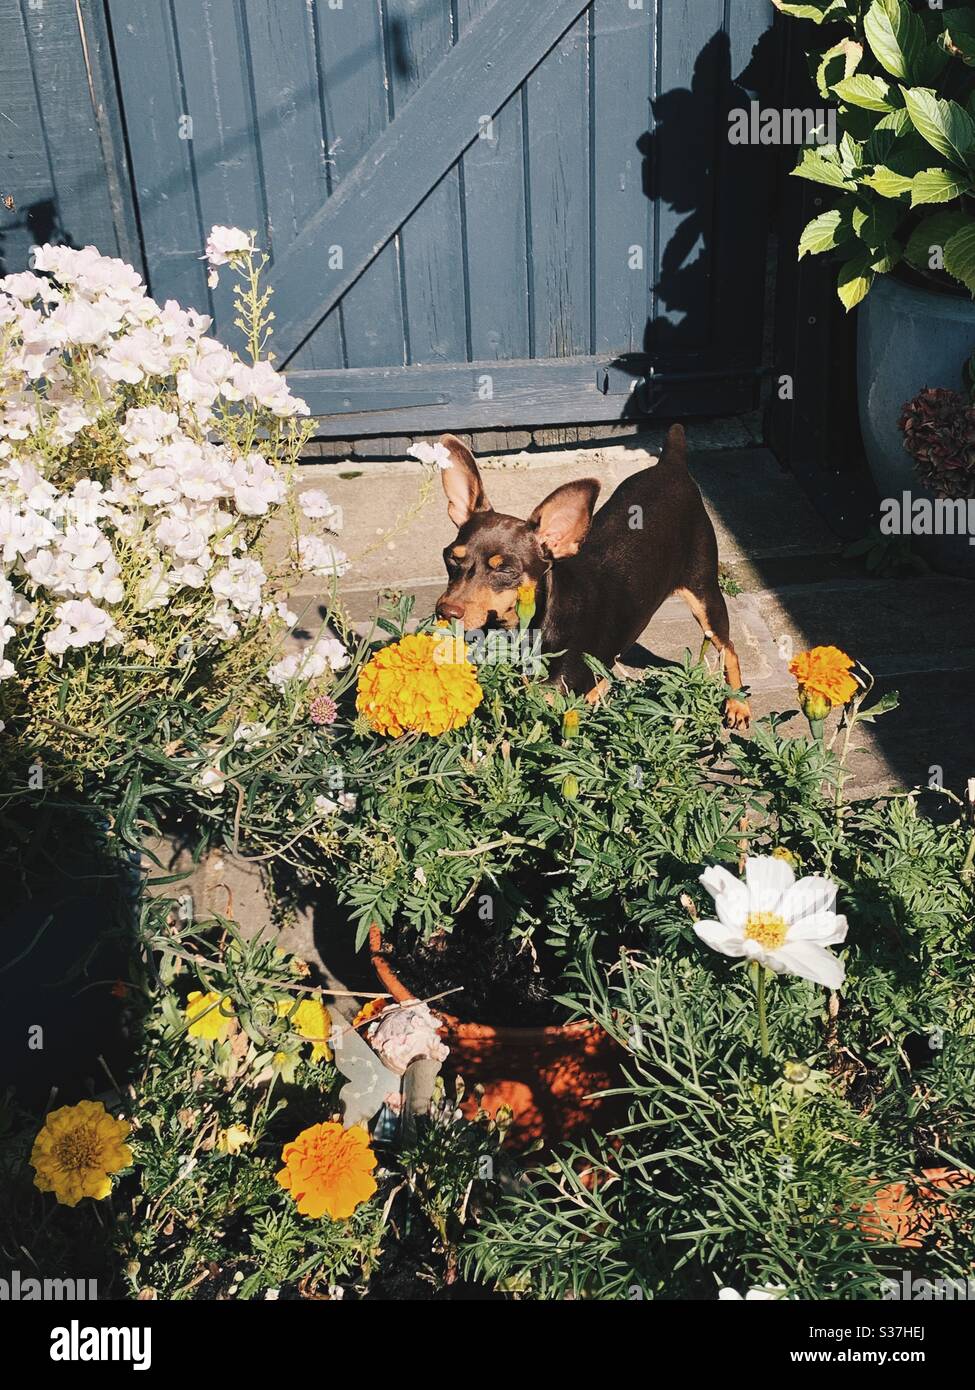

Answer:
[529,478,601,558]
[439,433,491,527]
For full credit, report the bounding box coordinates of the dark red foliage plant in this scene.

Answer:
[899,387,975,501]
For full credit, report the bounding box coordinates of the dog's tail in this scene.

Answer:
[658,422,688,470]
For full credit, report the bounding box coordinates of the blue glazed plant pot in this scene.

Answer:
[858,274,975,578]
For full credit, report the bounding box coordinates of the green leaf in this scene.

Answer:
[818,39,863,101]
[863,0,927,81]
[837,250,876,309]
[862,165,915,198]
[852,199,902,247]
[870,240,902,273]
[904,209,971,271]
[771,0,849,20]
[944,223,975,294]
[910,167,970,205]
[798,208,852,257]
[839,130,865,175]
[901,86,975,167]
[833,73,894,112]
[791,145,855,189]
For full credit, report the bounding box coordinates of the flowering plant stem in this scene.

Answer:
[754,962,769,1062]
[962,833,975,886]
[751,960,780,1141]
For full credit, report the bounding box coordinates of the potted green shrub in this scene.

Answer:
[777,0,975,557]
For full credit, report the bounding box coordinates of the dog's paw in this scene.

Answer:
[724,698,751,731]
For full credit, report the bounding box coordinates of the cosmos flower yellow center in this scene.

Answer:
[744,910,789,950]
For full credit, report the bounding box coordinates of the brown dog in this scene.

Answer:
[434,425,749,729]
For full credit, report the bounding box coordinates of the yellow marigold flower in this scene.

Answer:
[788,645,859,710]
[276,1122,378,1220]
[277,997,332,1061]
[217,1123,252,1155]
[355,632,483,738]
[30,1100,132,1207]
[562,708,581,740]
[271,1049,298,1083]
[515,580,537,628]
[185,990,235,1041]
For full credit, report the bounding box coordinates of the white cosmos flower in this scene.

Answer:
[718,1285,788,1301]
[197,765,226,796]
[695,855,847,990]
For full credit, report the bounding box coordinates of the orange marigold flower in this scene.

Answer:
[355,632,483,737]
[788,645,859,709]
[276,1121,378,1220]
[352,997,387,1030]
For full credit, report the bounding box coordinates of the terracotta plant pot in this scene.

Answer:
[368,923,621,1147]
[858,1167,972,1249]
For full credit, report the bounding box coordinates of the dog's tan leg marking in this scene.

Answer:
[676,587,750,731]
[585,677,611,706]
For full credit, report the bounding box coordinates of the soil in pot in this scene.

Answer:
[369,915,622,1149]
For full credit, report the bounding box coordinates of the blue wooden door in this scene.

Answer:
[103,0,776,435]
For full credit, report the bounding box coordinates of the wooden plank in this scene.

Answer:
[312,0,406,369]
[285,356,754,435]
[169,0,265,340]
[1,2,48,274]
[19,0,123,258]
[241,0,343,369]
[591,0,653,355]
[386,0,466,367]
[245,0,593,365]
[455,0,529,362]
[650,0,724,363]
[525,10,591,357]
[107,0,210,311]
[77,0,143,271]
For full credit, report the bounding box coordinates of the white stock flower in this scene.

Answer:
[297,535,349,578]
[204,225,255,268]
[314,795,339,816]
[298,489,339,525]
[407,440,454,470]
[695,856,847,990]
[232,453,287,516]
[0,236,307,681]
[266,634,348,689]
[43,598,120,654]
